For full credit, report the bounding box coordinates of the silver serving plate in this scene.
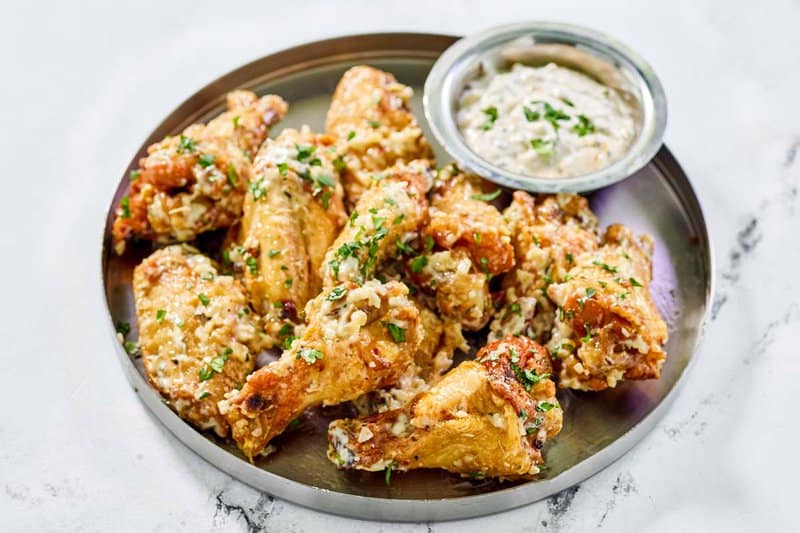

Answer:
[101,32,713,522]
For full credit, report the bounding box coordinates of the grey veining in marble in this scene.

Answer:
[1,0,798,531]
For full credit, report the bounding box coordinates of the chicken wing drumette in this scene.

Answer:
[547,224,668,390]
[489,192,599,343]
[112,91,288,254]
[226,127,347,346]
[222,280,422,459]
[133,245,266,436]
[328,336,562,478]
[326,65,434,206]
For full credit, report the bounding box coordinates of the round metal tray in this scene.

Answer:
[101,32,713,522]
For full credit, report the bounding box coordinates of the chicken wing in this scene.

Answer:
[328,336,563,479]
[547,224,668,390]
[221,280,422,459]
[113,91,288,254]
[320,164,430,288]
[489,192,599,343]
[326,66,434,206]
[226,127,346,345]
[133,245,265,437]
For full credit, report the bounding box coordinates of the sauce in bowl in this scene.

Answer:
[456,63,637,179]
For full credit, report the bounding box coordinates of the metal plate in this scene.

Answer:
[101,33,713,522]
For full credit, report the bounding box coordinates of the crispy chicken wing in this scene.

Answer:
[320,164,429,288]
[133,245,265,437]
[547,224,668,390]
[326,66,434,206]
[222,280,422,459]
[113,91,288,254]
[328,336,562,479]
[227,127,346,345]
[490,192,599,343]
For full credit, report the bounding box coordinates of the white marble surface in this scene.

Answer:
[2,0,798,531]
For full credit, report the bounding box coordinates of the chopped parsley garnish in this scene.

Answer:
[237,307,249,318]
[519,409,527,419]
[329,259,340,280]
[592,260,617,273]
[198,366,214,381]
[384,197,397,206]
[523,105,540,122]
[367,120,380,128]
[287,418,300,429]
[277,162,288,176]
[232,115,240,128]
[387,323,406,343]
[196,391,211,400]
[566,252,574,263]
[226,163,238,188]
[284,278,293,288]
[177,134,197,154]
[346,131,356,141]
[295,144,316,161]
[561,97,575,107]
[541,102,571,130]
[123,340,138,355]
[630,277,643,287]
[395,238,415,256]
[385,461,394,486]
[349,211,359,227]
[573,114,595,137]
[210,348,232,373]
[116,321,131,337]
[245,256,258,275]
[155,309,166,322]
[315,174,335,188]
[278,323,293,337]
[309,158,322,167]
[474,232,482,244]
[479,257,489,273]
[327,286,348,301]
[410,255,428,274]
[249,179,266,201]
[333,155,346,172]
[119,196,131,218]
[530,138,555,156]
[536,401,557,412]
[506,302,522,318]
[618,292,629,300]
[393,213,404,225]
[129,169,141,181]
[581,324,593,343]
[282,335,296,350]
[201,271,214,281]
[470,188,502,202]
[197,294,210,306]
[424,235,435,253]
[297,348,323,365]
[267,249,281,258]
[585,287,597,298]
[481,106,498,130]
[198,153,216,168]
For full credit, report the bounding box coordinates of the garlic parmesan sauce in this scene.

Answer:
[457,63,637,178]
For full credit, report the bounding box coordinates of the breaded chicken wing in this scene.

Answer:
[227,127,346,345]
[133,245,265,437]
[328,336,562,479]
[326,66,434,206]
[222,280,422,459]
[320,164,429,288]
[490,192,599,343]
[547,224,668,390]
[113,91,288,254]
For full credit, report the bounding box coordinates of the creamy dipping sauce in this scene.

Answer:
[457,63,637,178]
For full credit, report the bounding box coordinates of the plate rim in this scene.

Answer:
[99,31,715,522]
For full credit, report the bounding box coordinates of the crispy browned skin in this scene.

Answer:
[326,66,434,207]
[223,280,422,459]
[490,192,599,343]
[113,91,288,253]
[226,128,346,345]
[327,336,562,479]
[547,224,669,390]
[133,245,265,437]
[426,165,515,276]
[320,164,430,288]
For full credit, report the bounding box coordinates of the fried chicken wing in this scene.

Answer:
[227,127,346,345]
[133,245,265,437]
[490,192,599,343]
[547,224,668,390]
[326,66,434,206]
[320,165,429,288]
[328,336,562,479]
[113,91,288,254]
[222,280,422,459]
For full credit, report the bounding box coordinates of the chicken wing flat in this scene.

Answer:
[221,280,422,459]
[547,224,668,390]
[328,336,563,479]
[320,164,430,288]
[113,91,288,254]
[490,192,599,343]
[226,127,346,345]
[133,245,265,437]
[326,66,434,206]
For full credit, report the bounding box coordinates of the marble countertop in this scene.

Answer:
[2,0,798,531]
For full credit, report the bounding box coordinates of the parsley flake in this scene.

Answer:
[470,189,502,202]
